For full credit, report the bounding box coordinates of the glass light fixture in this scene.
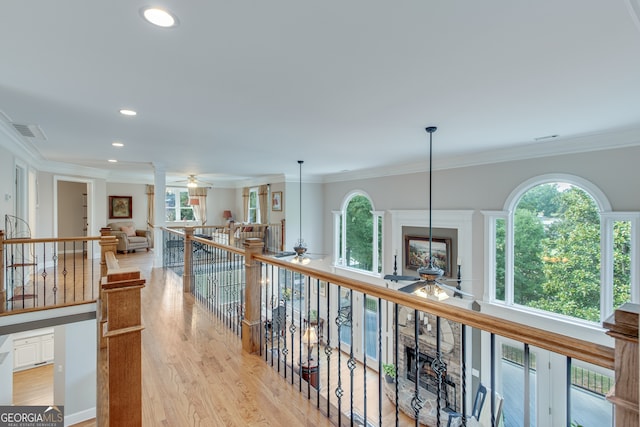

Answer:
[119,109,137,116]
[291,160,310,264]
[187,175,198,188]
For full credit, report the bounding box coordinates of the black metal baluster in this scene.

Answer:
[412,308,422,427]
[362,293,368,426]
[315,277,321,408]
[461,323,467,426]
[566,357,572,427]
[377,296,383,427]
[41,243,48,307]
[394,303,399,426]
[433,316,445,427]
[335,285,344,426]
[348,290,355,427]
[324,281,332,417]
[524,343,530,427]
[490,333,495,427]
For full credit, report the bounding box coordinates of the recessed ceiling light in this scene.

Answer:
[141,7,178,28]
[119,109,137,116]
[108,159,118,163]
[112,141,124,147]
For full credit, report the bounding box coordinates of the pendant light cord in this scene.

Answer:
[298,160,303,244]
[425,126,437,265]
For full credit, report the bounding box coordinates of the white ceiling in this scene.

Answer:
[1,1,640,185]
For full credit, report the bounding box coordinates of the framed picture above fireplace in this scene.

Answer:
[404,235,452,277]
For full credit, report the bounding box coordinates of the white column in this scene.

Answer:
[153,163,166,267]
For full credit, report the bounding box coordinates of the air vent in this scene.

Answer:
[12,123,47,140]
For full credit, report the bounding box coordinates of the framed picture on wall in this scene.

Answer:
[404,235,452,276]
[109,196,132,219]
[272,191,282,211]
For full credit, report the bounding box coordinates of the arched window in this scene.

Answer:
[485,174,638,323]
[334,192,383,275]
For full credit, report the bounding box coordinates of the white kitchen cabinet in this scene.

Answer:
[13,332,55,371]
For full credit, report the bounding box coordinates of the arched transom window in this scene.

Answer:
[485,174,638,323]
[334,191,383,275]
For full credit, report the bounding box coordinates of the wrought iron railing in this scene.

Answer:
[1,231,102,313]
[163,227,622,427]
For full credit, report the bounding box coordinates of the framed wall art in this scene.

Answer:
[109,195,133,219]
[272,191,282,211]
[404,235,452,276]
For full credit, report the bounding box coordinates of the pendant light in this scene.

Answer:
[417,126,444,282]
[292,160,310,264]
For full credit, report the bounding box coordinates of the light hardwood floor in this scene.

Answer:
[101,251,333,426]
[14,250,419,426]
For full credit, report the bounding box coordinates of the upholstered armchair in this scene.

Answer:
[107,221,151,253]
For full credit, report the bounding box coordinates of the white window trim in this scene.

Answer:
[333,190,383,276]
[484,173,639,325]
[165,187,194,222]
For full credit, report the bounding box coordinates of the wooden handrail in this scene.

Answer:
[3,235,105,244]
[254,254,615,370]
[164,226,615,369]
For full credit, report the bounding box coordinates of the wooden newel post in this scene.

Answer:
[242,237,265,354]
[102,266,146,427]
[604,303,639,426]
[183,227,194,293]
[99,228,117,277]
[98,230,118,349]
[0,230,5,314]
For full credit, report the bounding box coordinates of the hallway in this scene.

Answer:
[99,251,334,426]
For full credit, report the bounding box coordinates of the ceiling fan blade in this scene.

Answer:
[435,280,474,298]
[397,281,427,294]
[384,274,421,282]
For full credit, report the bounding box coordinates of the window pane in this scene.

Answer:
[514,183,601,322]
[339,288,352,346]
[500,343,536,427]
[345,195,373,271]
[613,220,631,312]
[569,362,613,427]
[495,218,506,301]
[364,296,378,360]
[180,208,195,221]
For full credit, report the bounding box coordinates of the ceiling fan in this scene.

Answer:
[384,126,474,300]
[173,174,213,188]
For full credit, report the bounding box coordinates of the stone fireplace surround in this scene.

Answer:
[385,310,462,424]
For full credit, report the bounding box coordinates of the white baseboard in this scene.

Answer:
[64,406,95,426]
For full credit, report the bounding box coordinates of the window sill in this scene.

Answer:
[478,300,613,348]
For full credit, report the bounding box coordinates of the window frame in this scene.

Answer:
[247,187,260,223]
[333,190,383,276]
[165,187,195,222]
[484,173,639,324]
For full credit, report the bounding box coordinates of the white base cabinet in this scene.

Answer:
[13,332,54,371]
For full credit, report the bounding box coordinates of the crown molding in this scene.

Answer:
[322,126,640,183]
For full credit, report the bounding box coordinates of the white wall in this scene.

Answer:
[0,145,14,221]
[285,181,323,256]
[207,187,236,225]
[0,334,13,404]
[54,320,97,425]
[106,182,148,228]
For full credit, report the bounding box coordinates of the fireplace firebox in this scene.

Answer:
[405,347,457,410]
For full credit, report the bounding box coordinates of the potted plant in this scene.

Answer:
[383,363,396,383]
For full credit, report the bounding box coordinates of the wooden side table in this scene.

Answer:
[300,358,319,389]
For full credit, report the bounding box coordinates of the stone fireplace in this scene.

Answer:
[395,309,462,412]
